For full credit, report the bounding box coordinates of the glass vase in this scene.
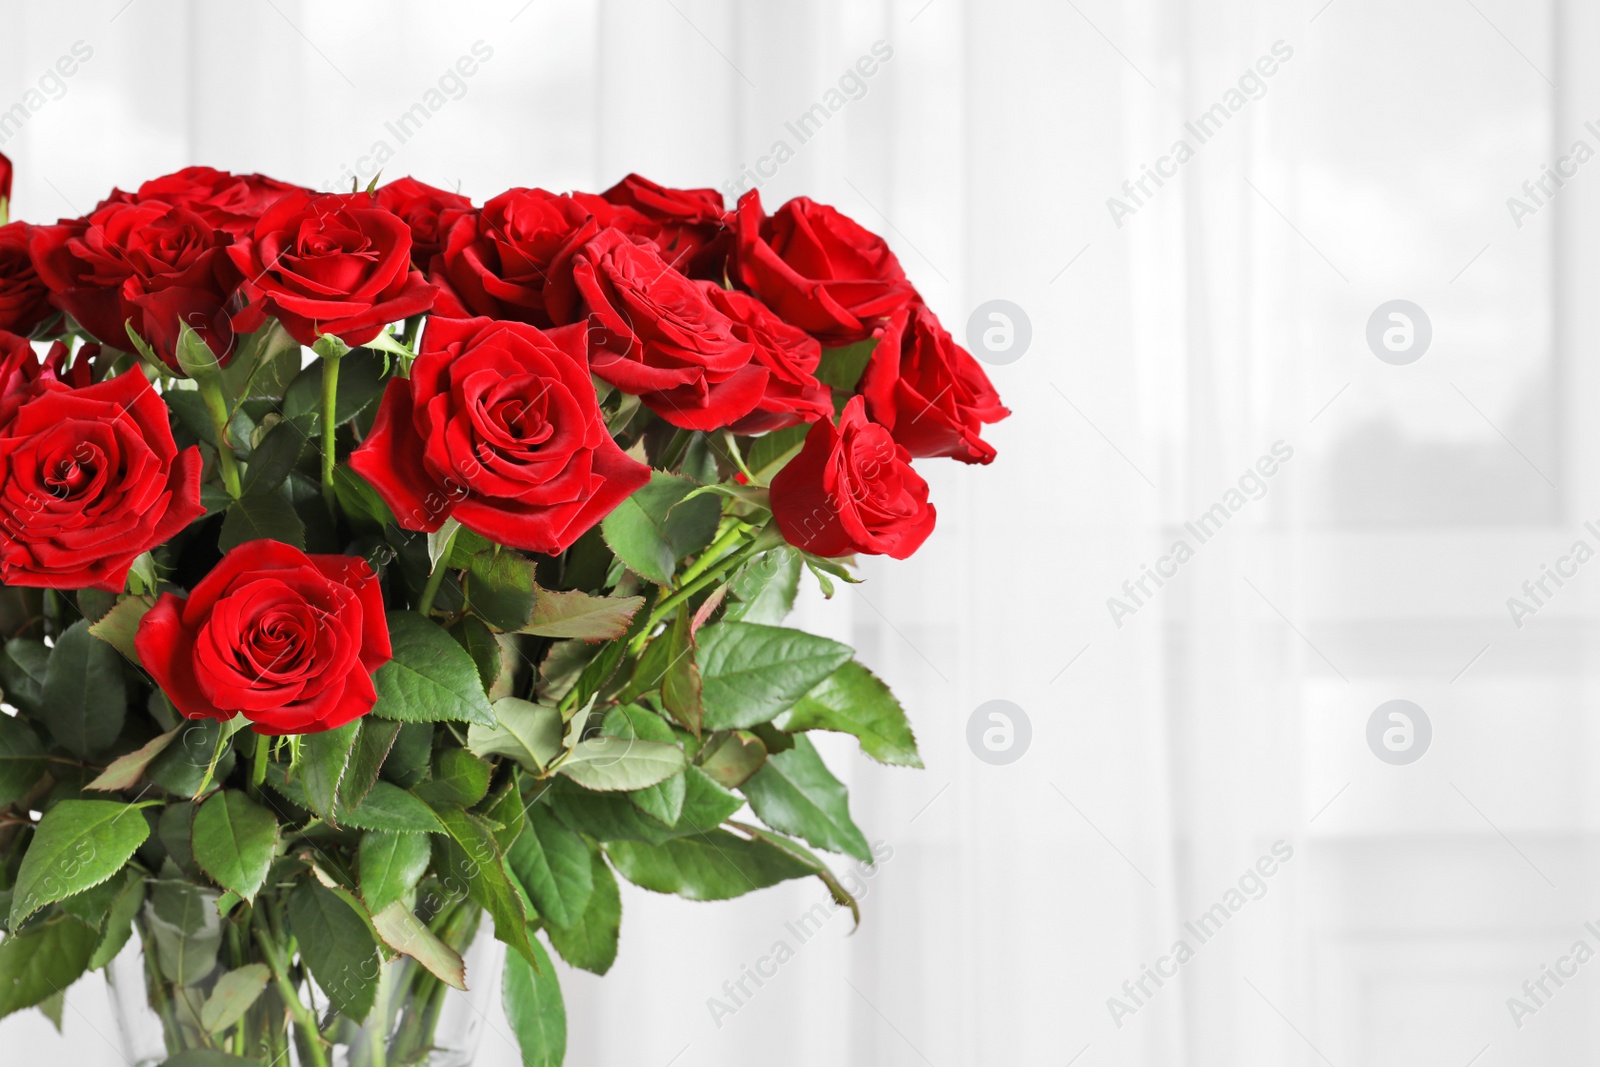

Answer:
[105,879,503,1067]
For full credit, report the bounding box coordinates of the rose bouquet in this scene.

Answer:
[0,153,1007,1066]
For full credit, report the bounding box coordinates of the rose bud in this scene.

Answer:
[859,303,1009,464]
[770,395,935,560]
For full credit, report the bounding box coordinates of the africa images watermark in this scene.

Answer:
[322,40,495,192]
[1106,840,1295,1029]
[1503,518,1600,629]
[1504,117,1600,230]
[721,40,895,202]
[1106,40,1294,228]
[1106,441,1295,628]
[705,839,895,1028]
[1504,919,1600,1030]
[0,41,95,147]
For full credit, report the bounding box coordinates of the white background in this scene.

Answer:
[0,0,1590,1064]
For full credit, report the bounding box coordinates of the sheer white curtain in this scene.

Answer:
[0,0,1591,1063]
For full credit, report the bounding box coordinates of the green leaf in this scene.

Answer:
[333,465,396,529]
[696,622,853,731]
[41,620,127,759]
[241,419,304,495]
[464,549,538,631]
[660,608,703,735]
[371,900,466,990]
[287,878,380,1021]
[735,821,862,925]
[775,660,922,767]
[0,714,47,806]
[358,830,432,914]
[147,878,222,986]
[481,775,528,854]
[0,639,49,717]
[698,731,768,789]
[157,804,199,878]
[468,698,564,773]
[87,869,145,970]
[600,472,722,585]
[676,765,745,832]
[432,805,537,968]
[519,588,644,641]
[543,843,620,976]
[199,962,271,1033]
[299,720,362,824]
[743,424,809,485]
[451,615,503,692]
[191,790,280,903]
[10,800,151,925]
[221,320,301,403]
[738,736,871,862]
[557,737,686,793]
[604,829,814,901]
[266,766,444,833]
[340,719,400,811]
[813,338,876,391]
[0,914,98,1018]
[219,487,306,553]
[58,872,124,931]
[503,936,566,1067]
[86,595,153,665]
[371,612,496,726]
[413,749,492,808]
[602,706,685,826]
[381,723,434,788]
[506,805,593,929]
[726,547,802,624]
[85,726,182,792]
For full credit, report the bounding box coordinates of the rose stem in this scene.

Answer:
[249,732,268,797]
[319,347,342,514]
[195,373,243,499]
[253,904,331,1067]
[631,537,766,654]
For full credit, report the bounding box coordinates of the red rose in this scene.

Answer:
[0,151,11,210]
[228,190,437,348]
[430,188,599,327]
[375,177,473,268]
[585,174,730,278]
[770,395,935,560]
[859,303,1009,464]
[43,340,105,391]
[570,228,764,431]
[135,541,391,735]
[704,284,832,435]
[0,223,54,337]
[0,341,204,590]
[732,191,918,344]
[29,199,240,366]
[349,316,650,555]
[131,166,303,237]
[0,331,46,424]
